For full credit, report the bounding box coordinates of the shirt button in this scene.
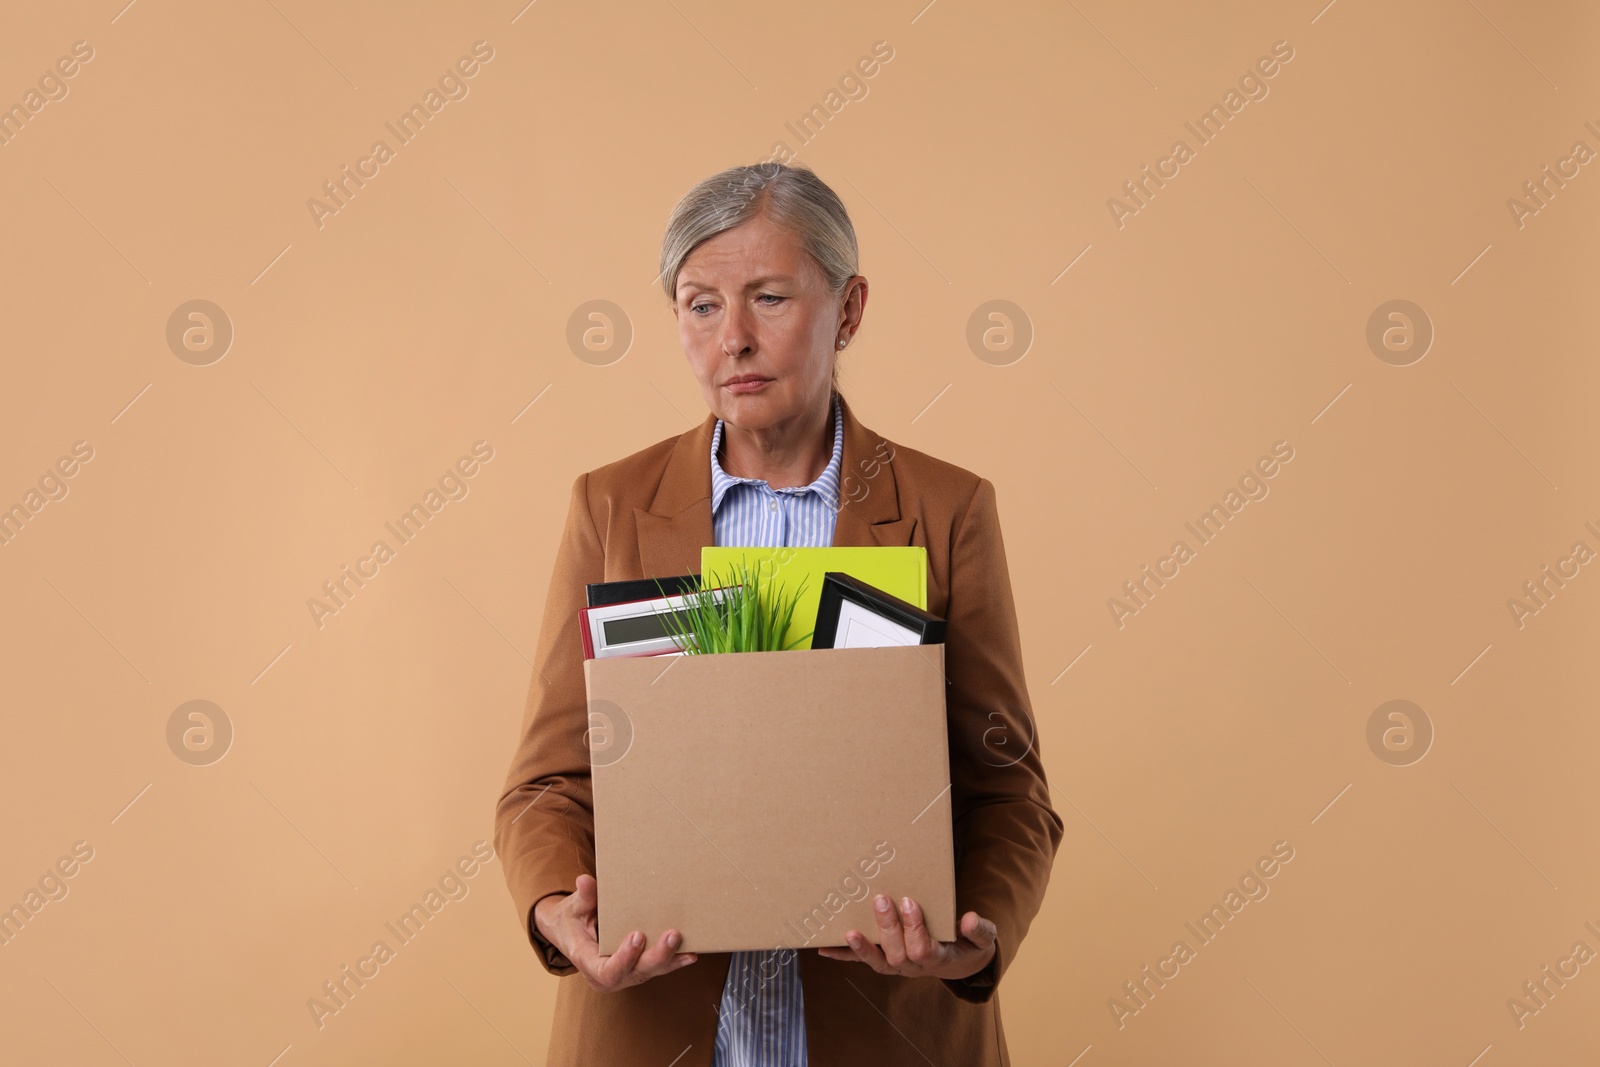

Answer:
[768,499,779,512]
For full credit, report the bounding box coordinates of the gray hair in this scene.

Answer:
[659,162,860,392]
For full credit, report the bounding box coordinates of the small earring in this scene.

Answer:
[837,338,847,348]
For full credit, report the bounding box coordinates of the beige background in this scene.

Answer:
[1,1,1596,1064]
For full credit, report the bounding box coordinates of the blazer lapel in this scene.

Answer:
[829,392,917,549]
[635,391,917,579]
[634,412,716,580]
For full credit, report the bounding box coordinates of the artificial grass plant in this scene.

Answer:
[652,562,813,654]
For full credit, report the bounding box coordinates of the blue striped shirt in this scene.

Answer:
[708,391,843,1067]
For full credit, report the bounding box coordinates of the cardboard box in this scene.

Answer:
[583,643,956,954]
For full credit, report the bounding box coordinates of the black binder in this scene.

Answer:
[585,574,699,609]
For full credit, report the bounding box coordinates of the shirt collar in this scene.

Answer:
[710,392,843,514]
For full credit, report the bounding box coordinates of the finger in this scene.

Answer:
[636,929,697,975]
[874,894,906,967]
[959,911,998,950]
[819,935,855,961]
[566,877,602,949]
[818,933,868,964]
[594,930,647,988]
[897,897,940,966]
[571,874,599,914]
[545,893,603,973]
[841,928,890,973]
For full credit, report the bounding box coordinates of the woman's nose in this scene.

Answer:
[718,302,754,355]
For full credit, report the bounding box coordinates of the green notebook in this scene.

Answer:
[699,545,929,651]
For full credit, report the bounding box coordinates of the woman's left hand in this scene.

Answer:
[816,894,997,981]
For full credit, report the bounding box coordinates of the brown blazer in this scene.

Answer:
[494,391,1062,1067]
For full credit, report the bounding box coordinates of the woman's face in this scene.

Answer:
[673,212,863,433]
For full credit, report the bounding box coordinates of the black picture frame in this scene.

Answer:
[811,571,946,649]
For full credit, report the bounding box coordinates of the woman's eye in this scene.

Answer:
[689,296,779,313]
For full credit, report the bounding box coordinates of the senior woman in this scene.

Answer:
[495,162,1062,1066]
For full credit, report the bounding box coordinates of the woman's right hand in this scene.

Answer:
[533,874,699,991]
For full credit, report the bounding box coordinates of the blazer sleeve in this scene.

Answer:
[493,471,603,976]
[939,476,1064,1003]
